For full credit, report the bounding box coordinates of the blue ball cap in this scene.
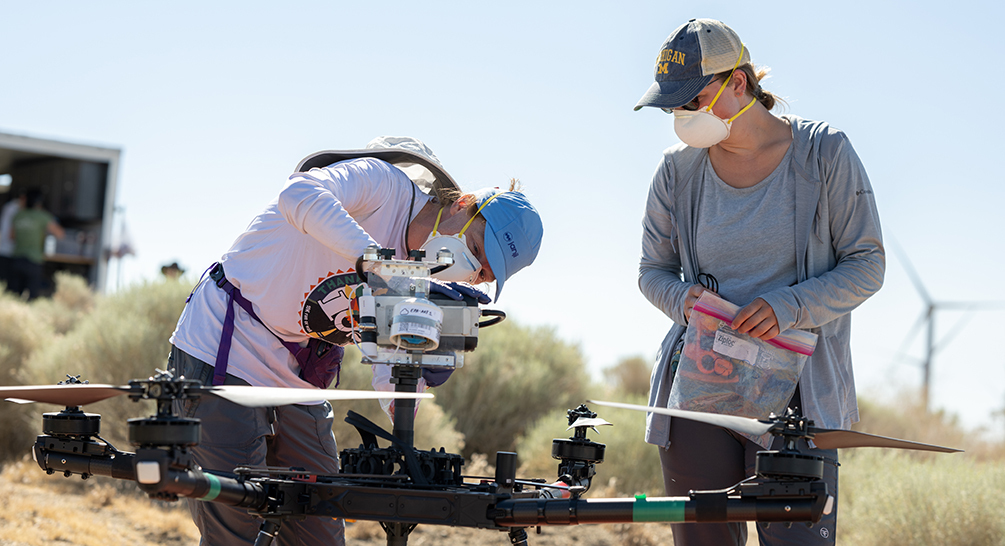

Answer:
[472,188,543,301]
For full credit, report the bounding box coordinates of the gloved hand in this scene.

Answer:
[427,279,492,304]
[421,367,454,387]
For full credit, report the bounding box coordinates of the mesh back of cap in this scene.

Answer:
[695,19,750,75]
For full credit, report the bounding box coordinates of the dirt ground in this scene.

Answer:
[0,457,754,545]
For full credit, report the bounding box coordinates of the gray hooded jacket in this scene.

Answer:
[640,115,885,448]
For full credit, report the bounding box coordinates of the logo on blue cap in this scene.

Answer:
[473,188,543,301]
[503,231,519,257]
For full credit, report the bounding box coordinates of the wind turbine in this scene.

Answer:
[891,242,1005,411]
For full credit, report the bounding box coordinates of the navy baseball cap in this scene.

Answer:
[472,188,543,301]
[634,19,750,111]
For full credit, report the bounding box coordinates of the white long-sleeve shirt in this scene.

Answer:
[171,157,431,389]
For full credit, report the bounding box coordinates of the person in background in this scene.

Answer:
[168,136,544,546]
[9,189,64,300]
[0,191,26,290]
[160,261,185,280]
[633,19,884,545]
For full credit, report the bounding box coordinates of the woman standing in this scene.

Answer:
[634,19,884,545]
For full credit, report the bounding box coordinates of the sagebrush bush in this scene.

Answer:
[17,278,194,450]
[515,392,664,497]
[602,355,652,398]
[29,272,95,335]
[330,346,464,455]
[0,289,54,462]
[433,319,591,458]
[855,392,969,457]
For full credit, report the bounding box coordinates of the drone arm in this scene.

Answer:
[131,448,269,509]
[34,439,137,481]
[493,484,826,527]
[493,479,829,527]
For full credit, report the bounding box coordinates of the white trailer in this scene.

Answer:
[0,131,121,294]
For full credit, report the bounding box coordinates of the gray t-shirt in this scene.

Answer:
[693,145,798,306]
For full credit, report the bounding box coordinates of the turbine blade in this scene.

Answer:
[893,311,929,363]
[932,312,977,355]
[889,239,932,304]
[935,301,1005,311]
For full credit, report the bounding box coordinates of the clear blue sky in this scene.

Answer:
[3,1,1004,435]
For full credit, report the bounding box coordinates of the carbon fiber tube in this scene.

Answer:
[35,440,268,509]
[493,495,821,526]
[157,468,269,509]
[35,446,136,481]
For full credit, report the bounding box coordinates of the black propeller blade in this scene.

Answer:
[809,428,961,453]
[1,384,135,406]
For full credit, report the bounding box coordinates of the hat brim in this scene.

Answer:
[481,219,508,302]
[295,149,461,195]
[634,74,715,111]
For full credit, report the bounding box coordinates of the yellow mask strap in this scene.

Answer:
[728,97,758,124]
[727,98,755,125]
[459,192,502,236]
[707,44,746,110]
[431,206,445,235]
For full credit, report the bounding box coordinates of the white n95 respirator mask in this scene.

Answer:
[672,92,756,149]
[420,232,481,283]
[671,44,757,149]
[418,193,500,283]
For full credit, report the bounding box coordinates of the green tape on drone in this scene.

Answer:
[632,494,686,522]
[201,473,222,502]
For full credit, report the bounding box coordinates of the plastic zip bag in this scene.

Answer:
[667,292,818,447]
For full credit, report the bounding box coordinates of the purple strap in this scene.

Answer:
[209,263,301,386]
[214,287,237,385]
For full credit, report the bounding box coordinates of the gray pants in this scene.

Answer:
[169,346,346,546]
[660,394,838,545]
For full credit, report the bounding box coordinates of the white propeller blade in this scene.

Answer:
[587,400,774,437]
[567,417,613,431]
[209,386,433,407]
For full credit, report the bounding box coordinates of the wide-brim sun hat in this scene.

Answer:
[634,18,750,111]
[295,136,460,196]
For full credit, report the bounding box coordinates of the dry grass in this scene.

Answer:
[0,457,198,546]
[841,449,1005,546]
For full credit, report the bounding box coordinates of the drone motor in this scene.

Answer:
[42,406,101,437]
[754,451,824,481]
[127,416,201,448]
[551,405,607,492]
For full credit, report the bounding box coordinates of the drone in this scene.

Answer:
[1,249,962,546]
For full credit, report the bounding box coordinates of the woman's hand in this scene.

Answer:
[684,284,715,321]
[732,297,780,340]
